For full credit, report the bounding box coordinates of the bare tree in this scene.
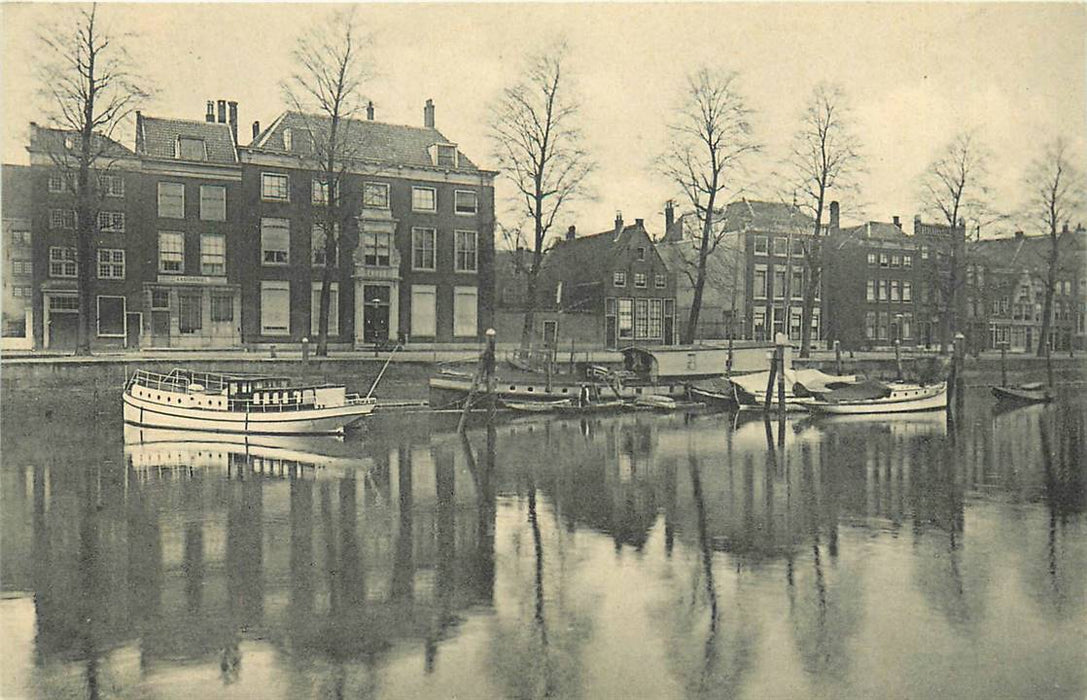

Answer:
[37,4,149,355]
[660,68,760,345]
[918,131,991,349]
[282,7,372,355]
[784,83,861,357]
[1023,137,1084,357]
[490,42,594,351]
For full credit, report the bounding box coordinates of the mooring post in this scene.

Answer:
[727,334,735,378]
[484,328,497,414]
[763,346,779,412]
[302,336,310,365]
[834,339,842,376]
[1046,340,1054,388]
[1000,342,1008,387]
[894,339,903,381]
[953,332,965,416]
[776,335,787,417]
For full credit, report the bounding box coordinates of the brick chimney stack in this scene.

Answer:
[893,215,901,229]
[664,200,675,233]
[252,121,261,141]
[367,101,375,120]
[217,100,227,124]
[614,211,623,235]
[205,101,215,123]
[829,201,840,231]
[566,225,576,241]
[227,101,238,143]
[424,99,435,128]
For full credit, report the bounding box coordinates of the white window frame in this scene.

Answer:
[97,211,125,233]
[99,173,124,198]
[311,222,340,267]
[362,229,392,267]
[617,298,634,339]
[434,144,458,168]
[97,248,125,279]
[200,233,226,276]
[411,284,437,337]
[753,236,769,255]
[412,227,436,271]
[753,264,768,299]
[261,172,290,202]
[412,186,437,213]
[157,182,185,219]
[634,272,647,288]
[158,231,185,273]
[50,209,77,230]
[311,178,339,206]
[176,137,207,161]
[454,230,478,273]
[260,280,291,336]
[655,273,667,289]
[311,281,340,336]
[453,286,478,337]
[261,217,290,266]
[454,190,478,215]
[48,174,66,193]
[200,185,227,221]
[613,271,626,287]
[96,295,127,338]
[49,247,77,278]
[363,182,390,209]
[772,265,786,300]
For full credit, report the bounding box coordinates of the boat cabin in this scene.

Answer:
[620,346,731,383]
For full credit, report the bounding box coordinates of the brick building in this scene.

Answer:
[1,164,34,349]
[238,101,496,347]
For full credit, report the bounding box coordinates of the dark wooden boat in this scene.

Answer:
[503,398,627,415]
[686,379,738,410]
[991,382,1053,405]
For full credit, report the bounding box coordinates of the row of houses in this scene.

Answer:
[2,99,496,351]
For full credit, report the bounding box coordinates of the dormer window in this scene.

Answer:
[429,143,458,168]
[282,128,292,151]
[177,137,206,161]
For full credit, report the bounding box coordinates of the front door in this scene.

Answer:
[605,316,617,349]
[151,311,171,346]
[126,312,142,349]
[542,320,558,348]
[48,312,79,350]
[363,285,390,344]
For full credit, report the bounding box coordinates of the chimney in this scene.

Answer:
[206,101,215,123]
[227,101,238,143]
[1014,230,1024,240]
[1062,222,1070,234]
[893,215,901,229]
[664,200,675,233]
[913,214,922,235]
[829,201,840,231]
[614,211,623,235]
[366,101,374,120]
[252,121,261,141]
[135,111,144,153]
[217,100,227,124]
[424,99,435,128]
[566,225,576,241]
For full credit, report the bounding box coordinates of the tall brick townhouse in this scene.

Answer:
[238,100,496,347]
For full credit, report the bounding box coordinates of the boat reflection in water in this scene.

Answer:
[1,389,1084,699]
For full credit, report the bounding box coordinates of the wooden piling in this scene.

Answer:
[1000,343,1007,387]
[764,346,779,412]
[834,339,842,376]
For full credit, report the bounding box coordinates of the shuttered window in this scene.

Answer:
[454,286,477,337]
[260,281,290,335]
[411,285,436,337]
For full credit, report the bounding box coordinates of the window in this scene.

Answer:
[454,190,478,215]
[879,253,889,267]
[260,281,290,335]
[261,218,290,265]
[754,265,768,299]
[789,308,802,341]
[96,296,125,337]
[435,144,457,168]
[200,185,226,221]
[48,174,66,193]
[920,245,929,260]
[878,280,888,301]
[411,285,437,337]
[412,187,436,212]
[867,252,877,266]
[901,312,913,339]
[773,266,786,299]
[454,286,478,337]
[891,254,901,267]
[792,239,805,257]
[753,308,767,341]
[412,227,436,270]
[11,261,33,275]
[363,182,389,209]
[179,293,202,334]
[791,270,803,299]
[97,249,125,279]
[50,295,79,311]
[261,173,289,202]
[903,281,912,302]
[49,247,77,278]
[618,298,634,339]
[176,137,206,161]
[634,272,647,288]
[865,311,876,340]
[158,182,185,218]
[878,311,889,340]
[363,230,391,266]
[613,271,626,287]
[866,280,875,302]
[99,173,124,197]
[10,230,31,246]
[282,128,292,151]
[455,230,478,272]
[635,299,649,338]
[753,236,768,255]
[637,247,647,262]
[158,231,185,273]
[312,178,338,206]
[773,237,788,256]
[891,280,900,302]
[211,293,233,322]
[50,209,77,229]
[311,223,340,267]
[311,281,340,336]
[201,234,226,275]
[655,273,666,288]
[904,254,912,268]
[151,289,170,309]
[97,211,125,233]
[649,299,663,339]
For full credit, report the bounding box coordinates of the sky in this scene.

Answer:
[2,2,1085,240]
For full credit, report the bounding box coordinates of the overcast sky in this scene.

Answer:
[3,2,1084,239]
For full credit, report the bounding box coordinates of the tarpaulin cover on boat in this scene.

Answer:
[813,379,893,403]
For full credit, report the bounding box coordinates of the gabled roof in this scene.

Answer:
[541,223,648,277]
[839,221,911,243]
[137,115,237,164]
[675,200,813,236]
[248,111,483,171]
[27,124,134,159]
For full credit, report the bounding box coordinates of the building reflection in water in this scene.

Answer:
[0,392,1083,699]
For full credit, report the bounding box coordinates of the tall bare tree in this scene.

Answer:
[784,83,861,357]
[1023,137,1084,357]
[283,8,372,355]
[38,4,148,355]
[660,68,760,345]
[490,42,594,351]
[918,131,991,349]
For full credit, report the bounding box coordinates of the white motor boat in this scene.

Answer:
[807,382,947,415]
[123,368,377,435]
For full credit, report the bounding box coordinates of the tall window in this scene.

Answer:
[635,299,649,338]
[772,266,786,299]
[158,182,185,218]
[411,285,437,337]
[311,281,340,336]
[791,270,803,298]
[454,230,477,272]
[753,236,768,255]
[878,311,889,340]
[311,223,339,267]
[50,209,77,229]
[901,312,913,339]
[179,293,203,334]
[865,311,876,340]
[903,281,912,302]
[754,265,768,299]
[454,286,478,337]
[97,211,125,233]
[904,254,912,268]
[412,227,436,270]
[878,280,888,301]
[890,280,900,302]
[158,232,184,273]
[200,185,226,221]
[49,247,77,278]
[649,299,663,339]
[867,252,877,266]
[96,296,125,337]
[617,298,634,339]
[412,186,436,212]
[261,173,289,201]
[261,218,290,265]
[200,234,226,275]
[363,230,391,266]
[363,182,389,209]
[435,144,457,168]
[211,293,234,322]
[454,190,478,215]
[879,253,889,267]
[866,280,875,302]
[97,249,125,279]
[312,178,338,205]
[176,137,206,161]
[773,237,788,256]
[753,308,767,340]
[260,281,290,335]
[891,254,901,267]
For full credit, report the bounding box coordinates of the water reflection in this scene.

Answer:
[0,389,1084,698]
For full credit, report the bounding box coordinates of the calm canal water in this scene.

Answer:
[1,387,1085,699]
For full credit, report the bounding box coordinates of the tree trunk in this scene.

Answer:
[799,258,819,357]
[74,131,94,356]
[520,249,542,351]
[1036,235,1059,357]
[685,255,708,345]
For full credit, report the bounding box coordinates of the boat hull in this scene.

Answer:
[991,385,1053,405]
[428,375,687,409]
[123,391,375,435]
[808,384,947,415]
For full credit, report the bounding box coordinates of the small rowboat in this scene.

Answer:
[991,382,1053,405]
[503,398,626,415]
[807,382,947,415]
[633,394,679,411]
